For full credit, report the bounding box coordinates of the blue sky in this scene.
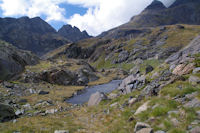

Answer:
[0,0,175,36]
[49,3,87,30]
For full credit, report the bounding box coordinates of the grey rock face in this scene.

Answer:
[58,24,91,42]
[0,41,39,80]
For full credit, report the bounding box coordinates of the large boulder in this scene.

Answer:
[88,92,108,106]
[0,104,16,122]
[134,122,153,133]
[118,75,146,94]
[172,63,195,76]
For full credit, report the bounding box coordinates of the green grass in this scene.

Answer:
[160,81,199,97]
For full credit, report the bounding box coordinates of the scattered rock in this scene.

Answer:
[135,101,149,115]
[189,76,200,85]
[88,92,108,106]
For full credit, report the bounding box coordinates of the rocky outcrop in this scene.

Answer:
[58,25,91,42]
[118,75,146,94]
[0,17,69,55]
[0,104,16,122]
[0,40,39,80]
[65,44,95,59]
[22,63,98,86]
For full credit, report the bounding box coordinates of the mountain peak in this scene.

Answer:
[58,24,91,42]
[145,0,166,10]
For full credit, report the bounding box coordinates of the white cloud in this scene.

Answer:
[0,0,176,36]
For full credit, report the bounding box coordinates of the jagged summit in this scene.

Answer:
[145,0,166,10]
[58,24,91,42]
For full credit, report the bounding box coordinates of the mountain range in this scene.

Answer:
[0,17,91,55]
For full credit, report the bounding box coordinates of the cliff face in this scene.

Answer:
[58,25,91,42]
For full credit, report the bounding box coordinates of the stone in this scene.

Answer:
[0,104,16,122]
[134,122,151,132]
[88,92,107,106]
[173,63,195,76]
[128,98,137,106]
[54,130,69,133]
[45,109,58,114]
[145,65,154,74]
[184,98,200,108]
[193,67,200,74]
[189,76,200,85]
[190,126,200,133]
[136,128,153,133]
[38,90,49,95]
[135,101,149,115]
[15,109,25,116]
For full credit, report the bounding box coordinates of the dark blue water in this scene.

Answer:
[67,80,121,104]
